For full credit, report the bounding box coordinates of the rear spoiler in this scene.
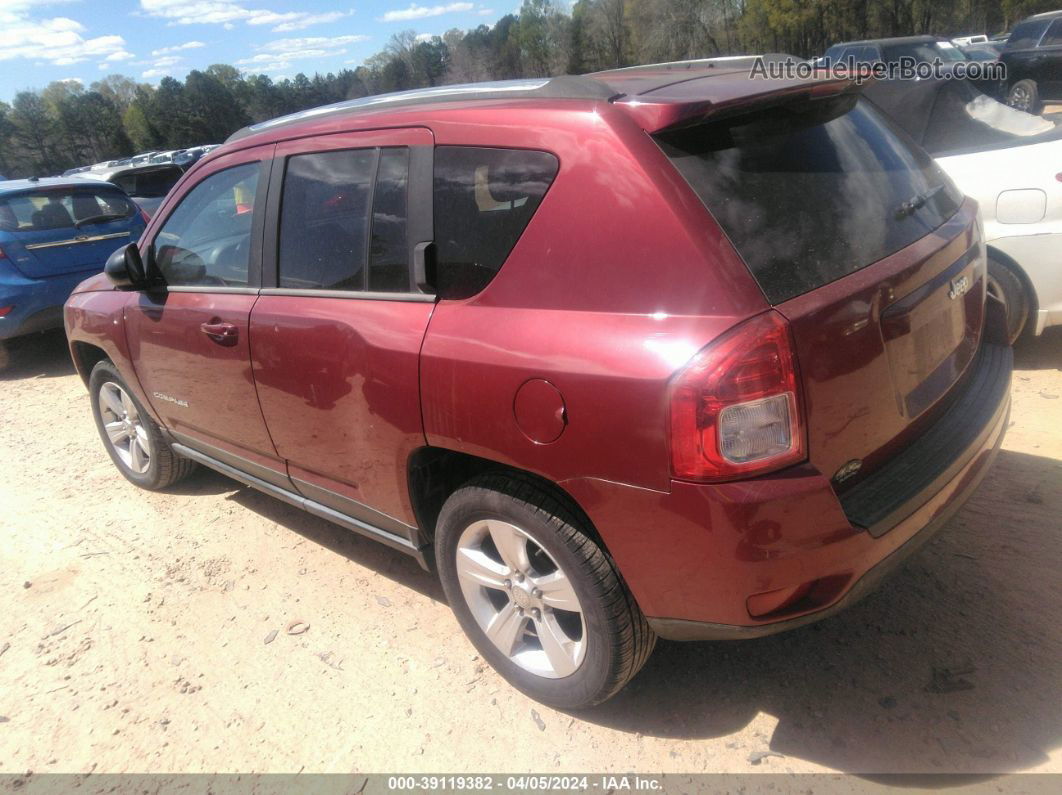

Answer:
[611,72,864,133]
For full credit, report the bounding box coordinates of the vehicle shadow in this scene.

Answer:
[1014,326,1062,371]
[222,479,444,603]
[0,329,76,380]
[581,448,1061,774]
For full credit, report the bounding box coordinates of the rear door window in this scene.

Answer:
[655,96,963,304]
[1040,19,1062,47]
[1006,20,1050,49]
[277,147,412,292]
[433,146,559,299]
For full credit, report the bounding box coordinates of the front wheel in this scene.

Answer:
[88,360,197,490]
[435,475,655,708]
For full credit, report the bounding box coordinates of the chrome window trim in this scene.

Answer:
[165,285,260,295]
[25,231,130,250]
[257,287,435,302]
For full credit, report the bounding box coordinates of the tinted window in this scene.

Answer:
[0,189,136,233]
[278,149,375,290]
[433,146,558,299]
[1041,19,1062,47]
[113,167,183,199]
[154,162,259,287]
[656,97,963,304]
[883,41,965,63]
[369,148,410,292]
[843,45,880,64]
[1006,20,1050,49]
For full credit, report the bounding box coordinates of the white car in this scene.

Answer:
[867,77,1062,342]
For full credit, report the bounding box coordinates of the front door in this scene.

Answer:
[126,146,285,482]
[249,128,436,534]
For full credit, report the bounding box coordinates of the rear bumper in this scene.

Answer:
[567,333,1012,639]
[0,268,95,340]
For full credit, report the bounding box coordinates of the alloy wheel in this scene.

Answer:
[99,381,152,474]
[1009,85,1031,112]
[454,519,586,678]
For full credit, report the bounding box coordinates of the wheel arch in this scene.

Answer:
[986,244,1039,318]
[407,446,609,555]
[70,340,111,386]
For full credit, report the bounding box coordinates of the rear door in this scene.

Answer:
[125,145,286,483]
[1037,19,1062,98]
[656,93,983,487]
[249,128,435,533]
[0,186,146,278]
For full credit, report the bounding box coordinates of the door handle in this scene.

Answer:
[200,320,239,346]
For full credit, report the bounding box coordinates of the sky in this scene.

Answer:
[0,0,507,101]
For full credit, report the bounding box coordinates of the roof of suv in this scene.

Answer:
[226,54,848,144]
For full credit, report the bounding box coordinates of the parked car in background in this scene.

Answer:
[1,177,146,340]
[865,73,1062,340]
[820,35,1001,94]
[74,162,185,217]
[953,34,989,46]
[821,35,968,65]
[67,65,1010,708]
[959,42,1002,61]
[1000,10,1062,112]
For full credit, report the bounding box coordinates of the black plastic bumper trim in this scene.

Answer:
[841,342,1012,537]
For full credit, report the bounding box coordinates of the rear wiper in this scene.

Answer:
[894,184,946,220]
[75,213,127,228]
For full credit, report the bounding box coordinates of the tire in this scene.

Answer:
[88,359,197,490]
[435,474,655,709]
[987,258,1030,345]
[1007,79,1041,114]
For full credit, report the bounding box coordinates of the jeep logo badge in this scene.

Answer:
[948,275,971,300]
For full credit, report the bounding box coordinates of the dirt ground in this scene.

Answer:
[0,328,1059,776]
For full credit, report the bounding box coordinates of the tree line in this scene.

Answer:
[0,0,1056,178]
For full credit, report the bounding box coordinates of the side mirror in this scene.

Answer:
[104,243,147,289]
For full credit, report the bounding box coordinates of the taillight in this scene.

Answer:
[0,305,13,317]
[140,209,151,224]
[0,245,6,259]
[669,310,806,481]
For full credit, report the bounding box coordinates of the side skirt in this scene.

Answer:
[170,442,431,570]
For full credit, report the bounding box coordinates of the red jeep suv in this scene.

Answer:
[65,63,1012,709]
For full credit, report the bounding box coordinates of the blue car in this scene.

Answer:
[0,177,147,340]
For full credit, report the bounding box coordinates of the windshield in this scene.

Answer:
[656,96,963,304]
[921,81,1061,155]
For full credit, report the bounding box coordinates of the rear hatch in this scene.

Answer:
[0,185,145,278]
[653,88,985,488]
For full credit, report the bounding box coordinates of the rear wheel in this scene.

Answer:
[1007,79,1041,114]
[89,360,196,490]
[987,258,1030,345]
[435,475,655,708]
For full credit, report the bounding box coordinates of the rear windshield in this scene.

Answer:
[0,188,137,233]
[655,96,963,304]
